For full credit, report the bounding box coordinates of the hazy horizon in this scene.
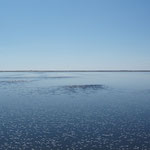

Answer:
[0,69,150,72]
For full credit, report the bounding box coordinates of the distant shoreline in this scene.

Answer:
[0,70,150,72]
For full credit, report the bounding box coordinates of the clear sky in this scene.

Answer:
[0,0,150,70]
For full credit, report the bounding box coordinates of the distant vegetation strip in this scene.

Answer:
[0,70,150,72]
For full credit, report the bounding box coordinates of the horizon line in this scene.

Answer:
[0,70,150,72]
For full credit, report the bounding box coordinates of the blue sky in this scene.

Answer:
[0,0,150,70]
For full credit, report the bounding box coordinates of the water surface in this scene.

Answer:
[0,72,150,150]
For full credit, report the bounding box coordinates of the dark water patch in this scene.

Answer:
[0,76,75,79]
[63,84,105,91]
[0,80,34,85]
[32,84,106,96]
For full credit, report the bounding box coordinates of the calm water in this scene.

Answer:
[0,72,150,150]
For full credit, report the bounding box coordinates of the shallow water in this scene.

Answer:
[0,72,150,150]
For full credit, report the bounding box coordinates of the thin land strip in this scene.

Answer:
[0,70,150,72]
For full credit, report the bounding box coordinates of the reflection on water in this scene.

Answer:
[0,72,150,149]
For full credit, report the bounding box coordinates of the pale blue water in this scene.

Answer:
[0,72,150,150]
